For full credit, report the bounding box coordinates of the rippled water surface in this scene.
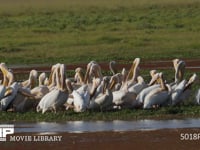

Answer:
[11,118,200,133]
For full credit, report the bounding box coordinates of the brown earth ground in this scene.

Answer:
[1,128,200,150]
[9,59,200,74]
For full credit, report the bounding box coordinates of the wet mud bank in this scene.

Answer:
[2,128,200,150]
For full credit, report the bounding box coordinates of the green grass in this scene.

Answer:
[1,105,200,122]
[0,0,200,65]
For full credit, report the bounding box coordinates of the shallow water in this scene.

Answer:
[10,118,200,133]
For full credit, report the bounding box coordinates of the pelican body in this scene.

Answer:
[0,82,19,111]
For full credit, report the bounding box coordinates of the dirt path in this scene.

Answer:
[1,128,200,150]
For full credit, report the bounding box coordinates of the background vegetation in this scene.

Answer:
[0,0,199,65]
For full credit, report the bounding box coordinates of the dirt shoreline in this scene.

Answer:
[7,59,200,74]
[1,128,200,150]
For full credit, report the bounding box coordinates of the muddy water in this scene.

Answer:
[12,118,200,133]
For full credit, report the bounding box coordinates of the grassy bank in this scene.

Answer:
[1,105,200,122]
[0,0,200,65]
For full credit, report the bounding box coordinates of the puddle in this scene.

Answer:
[7,118,200,133]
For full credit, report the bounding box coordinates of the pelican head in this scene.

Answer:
[126,58,140,81]
[84,61,97,83]
[150,70,157,78]
[29,70,38,89]
[109,61,117,75]
[65,79,73,93]
[39,72,46,86]
[173,59,185,84]
[184,73,198,91]
[74,67,84,84]
[109,73,121,90]
[0,63,14,86]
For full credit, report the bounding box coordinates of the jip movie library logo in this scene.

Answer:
[0,124,14,141]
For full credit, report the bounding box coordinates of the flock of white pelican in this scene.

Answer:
[0,58,199,113]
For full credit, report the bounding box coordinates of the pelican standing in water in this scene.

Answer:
[37,64,69,113]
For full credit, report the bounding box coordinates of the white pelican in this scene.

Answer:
[72,86,90,112]
[111,58,140,108]
[21,69,38,89]
[173,59,185,85]
[38,72,47,86]
[132,71,160,108]
[0,63,18,111]
[8,73,48,112]
[112,84,137,109]
[0,63,14,87]
[74,67,84,85]
[30,72,49,99]
[0,63,10,99]
[68,77,101,112]
[109,73,123,91]
[128,76,147,95]
[89,77,113,110]
[46,63,61,90]
[125,58,140,88]
[171,73,198,106]
[84,61,103,84]
[143,73,171,109]
[37,64,69,113]
[0,82,20,111]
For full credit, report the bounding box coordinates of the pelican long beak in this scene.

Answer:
[4,87,13,97]
[150,70,157,78]
[66,79,73,93]
[109,79,116,90]
[173,59,179,70]
[103,82,107,94]
[79,72,84,84]
[178,61,185,82]
[126,58,140,82]
[30,77,36,89]
[0,63,9,86]
[55,65,62,89]
[148,73,159,86]
[48,65,58,86]
[159,73,167,90]
[60,64,66,90]
[84,66,90,84]
[48,71,53,86]
[184,73,198,91]
[174,60,185,84]
[126,61,135,81]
